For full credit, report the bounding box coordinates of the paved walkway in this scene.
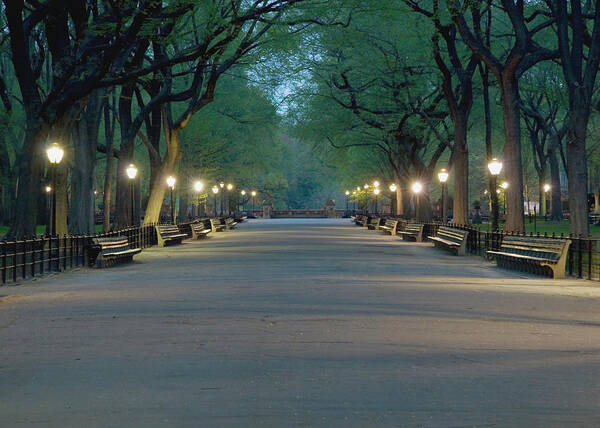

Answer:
[2,219,600,427]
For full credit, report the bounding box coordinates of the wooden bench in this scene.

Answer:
[379,219,399,236]
[397,222,424,242]
[367,217,382,230]
[235,214,248,223]
[191,220,212,240]
[210,218,226,232]
[429,226,469,256]
[354,215,368,226]
[225,217,238,230]
[487,235,571,279]
[155,225,187,247]
[91,236,141,268]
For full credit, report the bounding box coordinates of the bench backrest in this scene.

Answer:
[405,223,423,233]
[368,217,381,225]
[93,236,131,254]
[383,219,398,227]
[225,217,235,225]
[500,236,570,261]
[157,225,181,237]
[436,226,468,244]
[191,220,211,233]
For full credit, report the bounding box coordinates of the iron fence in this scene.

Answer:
[0,224,158,286]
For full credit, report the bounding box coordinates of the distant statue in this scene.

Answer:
[324,199,336,218]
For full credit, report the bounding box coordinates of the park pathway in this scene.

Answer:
[2,219,600,427]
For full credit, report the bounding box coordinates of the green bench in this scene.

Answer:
[487,236,571,279]
[379,219,399,236]
[397,222,424,242]
[91,236,141,268]
[156,225,187,247]
[429,226,469,256]
[191,219,212,239]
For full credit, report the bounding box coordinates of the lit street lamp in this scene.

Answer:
[194,181,204,217]
[211,186,219,217]
[488,158,503,232]
[345,190,350,212]
[411,181,423,220]
[46,143,64,236]
[251,190,257,216]
[438,168,449,224]
[241,190,247,212]
[373,188,381,214]
[219,182,225,216]
[166,176,176,224]
[226,183,233,215]
[126,164,138,226]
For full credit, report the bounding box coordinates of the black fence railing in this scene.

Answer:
[392,217,600,281]
[0,224,158,286]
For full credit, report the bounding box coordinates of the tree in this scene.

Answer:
[448,0,557,232]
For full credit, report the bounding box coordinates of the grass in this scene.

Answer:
[472,220,600,237]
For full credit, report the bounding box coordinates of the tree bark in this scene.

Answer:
[566,105,590,236]
[499,76,525,233]
[547,146,563,221]
[70,91,103,234]
[143,129,181,224]
[102,101,115,232]
[452,117,469,225]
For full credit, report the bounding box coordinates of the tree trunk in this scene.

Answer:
[9,121,48,238]
[70,92,103,234]
[538,164,547,218]
[143,130,181,224]
[499,76,524,233]
[114,142,134,229]
[394,171,403,216]
[102,102,115,232]
[566,106,590,236]
[452,117,469,225]
[548,141,563,222]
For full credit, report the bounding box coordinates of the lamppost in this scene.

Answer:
[500,181,509,215]
[166,176,176,224]
[227,183,234,215]
[488,158,503,231]
[543,183,551,219]
[352,191,357,213]
[251,190,257,216]
[411,181,423,220]
[194,180,204,217]
[241,190,247,212]
[345,190,350,212]
[437,168,449,224]
[126,164,138,226]
[46,143,64,236]
[389,183,397,216]
[219,182,225,216]
[212,186,219,217]
[45,185,52,235]
[373,188,380,214]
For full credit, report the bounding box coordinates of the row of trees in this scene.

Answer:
[0,0,346,238]
[293,0,600,236]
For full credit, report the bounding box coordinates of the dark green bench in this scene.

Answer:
[191,219,212,239]
[379,219,399,236]
[210,218,226,232]
[397,222,424,242]
[367,217,382,230]
[487,236,571,279]
[429,226,469,256]
[155,225,187,247]
[91,236,141,268]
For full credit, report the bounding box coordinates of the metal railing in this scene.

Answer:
[386,217,600,281]
[0,224,158,286]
